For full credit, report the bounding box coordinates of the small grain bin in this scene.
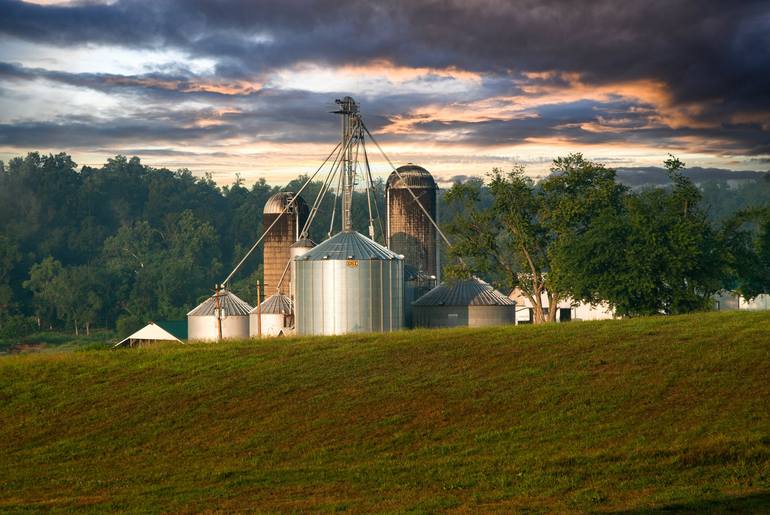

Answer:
[187,289,253,341]
[412,277,515,328]
[294,231,404,335]
[250,293,294,337]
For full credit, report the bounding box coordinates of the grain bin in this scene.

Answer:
[263,192,309,296]
[250,293,294,337]
[294,231,404,335]
[412,277,515,328]
[386,164,439,280]
[187,289,253,341]
[289,237,316,302]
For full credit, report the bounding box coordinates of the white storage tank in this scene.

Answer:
[294,230,404,335]
[290,238,316,302]
[412,277,515,328]
[187,289,253,341]
[250,293,294,337]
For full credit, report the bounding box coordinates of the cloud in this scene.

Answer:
[0,0,768,180]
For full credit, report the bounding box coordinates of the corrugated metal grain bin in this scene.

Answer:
[250,293,293,337]
[187,290,253,341]
[412,277,515,328]
[294,231,404,335]
[289,237,316,302]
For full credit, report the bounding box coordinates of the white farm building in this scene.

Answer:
[508,288,616,324]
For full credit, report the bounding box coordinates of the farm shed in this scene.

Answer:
[114,321,187,348]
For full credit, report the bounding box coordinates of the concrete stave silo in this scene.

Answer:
[386,164,439,281]
[263,192,309,296]
[294,231,404,335]
[187,289,253,341]
[412,277,515,328]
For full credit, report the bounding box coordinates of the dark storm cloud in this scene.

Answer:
[0,0,768,158]
[2,0,768,103]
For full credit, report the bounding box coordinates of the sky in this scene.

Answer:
[0,0,769,186]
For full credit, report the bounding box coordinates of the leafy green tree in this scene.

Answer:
[555,157,725,316]
[103,221,166,324]
[722,206,770,300]
[446,155,624,323]
[23,257,63,329]
[157,210,222,317]
[0,235,21,321]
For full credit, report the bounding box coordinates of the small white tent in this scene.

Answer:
[114,322,185,348]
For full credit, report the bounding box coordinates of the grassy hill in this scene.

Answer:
[1,311,769,512]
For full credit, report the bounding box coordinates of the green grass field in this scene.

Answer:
[1,311,769,512]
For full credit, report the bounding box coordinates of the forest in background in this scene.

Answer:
[1,151,769,338]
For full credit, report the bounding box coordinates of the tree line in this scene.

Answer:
[1,151,768,336]
[444,154,770,322]
[0,152,384,337]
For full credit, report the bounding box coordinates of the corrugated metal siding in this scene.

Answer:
[413,277,514,306]
[301,231,400,261]
[187,290,254,316]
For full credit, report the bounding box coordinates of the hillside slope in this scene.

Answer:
[1,311,769,512]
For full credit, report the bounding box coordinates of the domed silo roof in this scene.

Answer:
[386,164,437,190]
[187,290,254,317]
[291,237,316,249]
[250,293,293,315]
[413,277,514,307]
[263,191,307,214]
[299,231,401,261]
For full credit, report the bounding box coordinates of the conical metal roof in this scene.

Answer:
[299,231,401,261]
[413,277,514,307]
[187,290,253,317]
[250,293,293,315]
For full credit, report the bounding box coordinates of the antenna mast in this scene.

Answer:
[334,96,360,232]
